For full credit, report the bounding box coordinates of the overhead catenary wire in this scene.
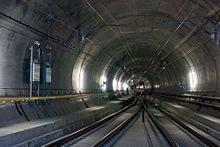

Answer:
[84,0,137,64]
[8,0,132,75]
[0,24,125,82]
[142,0,193,75]
[144,2,220,77]
[0,11,127,73]
[153,35,211,78]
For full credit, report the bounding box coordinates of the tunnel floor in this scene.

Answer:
[36,96,220,146]
[0,95,219,146]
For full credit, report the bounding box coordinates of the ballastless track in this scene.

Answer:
[44,97,219,147]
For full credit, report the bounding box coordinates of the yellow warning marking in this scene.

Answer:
[0,93,108,102]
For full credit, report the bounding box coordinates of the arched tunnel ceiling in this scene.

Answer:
[0,0,220,93]
[76,0,220,91]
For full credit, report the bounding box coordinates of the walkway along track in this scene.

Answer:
[152,92,220,111]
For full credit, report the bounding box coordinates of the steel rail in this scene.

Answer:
[139,99,179,147]
[157,107,219,147]
[43,100,137,147]
[92,108,141,147]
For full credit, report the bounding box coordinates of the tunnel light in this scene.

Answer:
[78,69,84,91]
[155,85,160,88]
[118,81,122,91]
[100,76,107,91]
[113,79,117,91]
[34,40,40,46]
[188,70,198,91]
[101,84,106,91]
[123,83,128,91]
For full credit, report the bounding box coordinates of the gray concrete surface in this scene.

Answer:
[70,106,138,147]
[0,97,128,146]
[113,114,169,147]
[149,107,207,147]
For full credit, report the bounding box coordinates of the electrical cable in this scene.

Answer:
[0,12,124,72]
[17,101,30,121]
[15,101,23,116]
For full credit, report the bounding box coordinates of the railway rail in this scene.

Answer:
[43,100,138,147]
[43,97,219,147]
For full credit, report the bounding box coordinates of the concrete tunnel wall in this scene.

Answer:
[0,0,123,95]
[0,1,220,95]
[0,0,220,145]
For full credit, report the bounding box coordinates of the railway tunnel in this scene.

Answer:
[0,0,220,146]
